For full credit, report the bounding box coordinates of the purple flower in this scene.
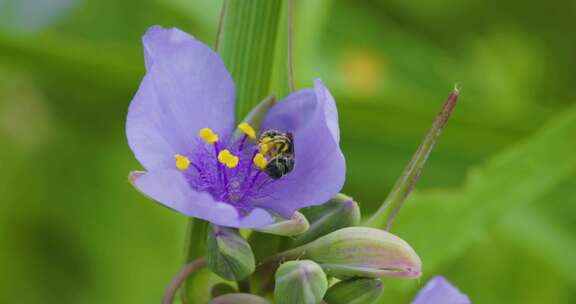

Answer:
[413,276,470,304]
[126,26,345,228]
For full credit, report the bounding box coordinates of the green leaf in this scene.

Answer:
[218,0,283,121]
[499,191,576,283]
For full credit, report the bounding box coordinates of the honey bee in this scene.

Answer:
[258,130,295,179]
[264,153,295,179]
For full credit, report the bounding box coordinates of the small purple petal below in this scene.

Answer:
[131,170,275,228]
[257,80,346,218]
[412,276,470,304]
[126,26,236,171]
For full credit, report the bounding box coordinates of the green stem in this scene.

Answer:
[365,88,460,230]
[180,219,208,303]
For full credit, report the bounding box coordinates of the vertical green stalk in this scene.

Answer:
[270,1,290,99]
[219,0,283,121]
[179,0,285,302]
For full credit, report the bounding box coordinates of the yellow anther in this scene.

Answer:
[199,128,219,144]
[174,154,190,170]
[238,122,256,140]
[253,153,268,169]
[218,149,231,162]
[226,155,239,168]
[218,149,239,169]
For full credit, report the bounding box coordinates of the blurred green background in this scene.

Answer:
[1,0,575,303]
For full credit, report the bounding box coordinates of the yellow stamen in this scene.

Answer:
[253,153,268,169]
[199,128,219,144]
[218,149,239,169]
[238,122,256,140]
[174,154,190,170]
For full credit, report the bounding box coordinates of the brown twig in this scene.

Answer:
[163,258,207,304]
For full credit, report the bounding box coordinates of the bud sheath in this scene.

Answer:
[206,225,256,281]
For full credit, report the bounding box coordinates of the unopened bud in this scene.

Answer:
[292,193,360,246]
[274,260,328,304]
[211,293,271,304]
[282,227,421,279]
[253,211,309,236]
[325,278,383,304]
[206,225,255,281]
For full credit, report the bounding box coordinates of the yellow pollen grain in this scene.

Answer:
[259,142,270,154]
[199,127,219,144]
[253,153,268,169]
[218,149,239,169]
[174,154,190,170]
[238,122,256,140]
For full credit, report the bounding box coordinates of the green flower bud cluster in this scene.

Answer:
[199,193,421,304]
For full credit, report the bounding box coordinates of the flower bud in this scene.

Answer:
[274,260,328,304]
[325,278,383,304]
[253,211,309,236]
[282,227,421,279]
[206,225,255,281]
[211,293,271,304]
[292,193,360,246]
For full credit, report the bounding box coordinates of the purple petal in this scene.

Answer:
[256,79,346,218]
[127,26,236,171]
[412,276,470,304]
[130,170,275,228]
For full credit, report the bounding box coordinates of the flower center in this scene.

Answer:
[172,123,295,212]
